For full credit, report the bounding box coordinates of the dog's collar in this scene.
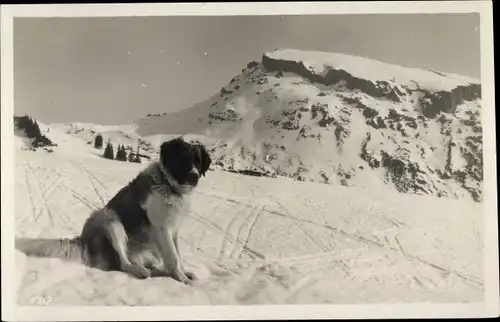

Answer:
[157,161,182,195]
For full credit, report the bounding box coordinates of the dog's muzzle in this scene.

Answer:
[185,169,199,185]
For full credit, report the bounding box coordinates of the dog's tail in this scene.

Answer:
[15,236,85,263]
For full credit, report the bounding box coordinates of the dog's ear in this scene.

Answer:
[159,141,172,162]
[160,137,182,162]
[196,144,212,176]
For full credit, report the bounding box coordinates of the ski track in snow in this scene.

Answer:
[14,148,484,305]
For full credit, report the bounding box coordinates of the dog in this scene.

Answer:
[15,137,212,285]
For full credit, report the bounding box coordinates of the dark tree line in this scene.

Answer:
[101,137,141,163]
[115,145,127,161]
[14,115,56,148]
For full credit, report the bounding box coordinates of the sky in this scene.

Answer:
[14,13,480,125]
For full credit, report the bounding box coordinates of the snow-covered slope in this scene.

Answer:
[50,122,154,152]
[14,117,88,154]
[48,122,158,160]
[134,49,483,202]
[14,136,483,305]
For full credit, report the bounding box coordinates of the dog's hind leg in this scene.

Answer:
[105,221,151,279]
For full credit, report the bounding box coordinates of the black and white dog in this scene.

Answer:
[16,137,211,285]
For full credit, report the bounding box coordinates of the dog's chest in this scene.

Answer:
[141,192,189,230]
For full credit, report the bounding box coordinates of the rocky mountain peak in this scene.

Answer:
[135,49,483,202]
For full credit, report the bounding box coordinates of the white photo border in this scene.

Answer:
[1,1,497,320]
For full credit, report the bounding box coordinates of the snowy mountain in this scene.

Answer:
[134,49,483,203]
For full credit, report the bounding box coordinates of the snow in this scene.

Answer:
[50,122,141,144]
[265,49,480,91]
[14,133,484,305]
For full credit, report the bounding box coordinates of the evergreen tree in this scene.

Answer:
[94,134,103,149]
[116,145,122,160]
[23,118,31,137]
[25,117,36,138]
[121,145,127,161]
[34,120,41,136]
[116,145,128,161]
[103,140,114,160]
[133,146,142,163]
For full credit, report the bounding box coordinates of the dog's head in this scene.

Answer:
[159,137,212,189]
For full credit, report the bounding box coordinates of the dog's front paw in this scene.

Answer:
[184,271,197,282]
[121,263,151,279]
[172,270,194,285]
[149,268,192,284]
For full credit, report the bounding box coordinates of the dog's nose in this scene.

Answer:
[186,171,199,184]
